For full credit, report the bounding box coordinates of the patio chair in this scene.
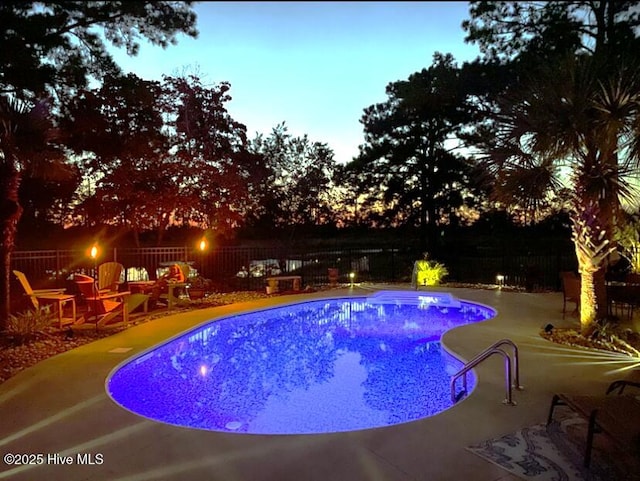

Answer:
[98,261,124,293]
[12,270,65,311]
[547,379,640,469]
[13,270,78,328]
[154,262,191,308]
[560,271,580,318]
[74,274,130,327]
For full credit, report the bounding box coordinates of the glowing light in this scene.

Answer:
[90,244,98,259]
[199,365,208,376]
[199,238,207,251]
[349,271,355,288]
[496,274,505,287]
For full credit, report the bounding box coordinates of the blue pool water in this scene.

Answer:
[107,292,495,434]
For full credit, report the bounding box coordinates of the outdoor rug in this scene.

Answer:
[466,413,623,481]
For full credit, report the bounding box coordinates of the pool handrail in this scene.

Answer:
[450,338,523,406]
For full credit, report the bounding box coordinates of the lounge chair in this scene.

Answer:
[74,274,130,327]
[98,261,124,293]
[12,270,77,328]
[547,379,640,469]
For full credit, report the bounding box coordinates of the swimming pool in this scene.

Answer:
[107,292,495,435]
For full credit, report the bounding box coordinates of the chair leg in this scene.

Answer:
[584,409,599,467]
[547,394,564,425]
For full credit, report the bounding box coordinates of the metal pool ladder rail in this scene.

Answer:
[450,339,523,406]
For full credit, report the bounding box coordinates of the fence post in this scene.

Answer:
[391,247,396,281]
[55,250,60,282]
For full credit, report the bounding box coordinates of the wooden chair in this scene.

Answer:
[560,271,580,318]
[98,261,124,293]
[154,263,190,308]
[12,270,77,328]
[74,274,130,327]
[13,270,65,310]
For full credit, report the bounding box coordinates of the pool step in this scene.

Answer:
[366,290,462,308]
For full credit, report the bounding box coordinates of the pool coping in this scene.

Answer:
[104,290,497,435]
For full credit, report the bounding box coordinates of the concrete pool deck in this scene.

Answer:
[0,285,636,481]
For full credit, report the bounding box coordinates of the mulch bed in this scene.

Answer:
[0,290,274,385]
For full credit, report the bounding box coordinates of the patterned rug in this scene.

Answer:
[466,413,623,481]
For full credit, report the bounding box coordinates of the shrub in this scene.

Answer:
[6,309,54,343]
[413,259,449,287]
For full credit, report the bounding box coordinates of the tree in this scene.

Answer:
[343,53,477,252]
[1,2,198,102]
[63,73,175,246]
[249,123,337,239]
[463,1,640,62]
[64,72,263,246]
[18,159,81,234]
[0,96,66,322]
[0,1,197,325]
[161,74,266,237]
[463,1,640,334]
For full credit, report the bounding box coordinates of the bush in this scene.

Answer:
[413,259,449,287]
[6,309,54,343]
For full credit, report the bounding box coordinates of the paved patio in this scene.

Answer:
[0,285,634,481]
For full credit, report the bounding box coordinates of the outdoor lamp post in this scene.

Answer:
[90,243,99,278]
[349,271,356,288]
[198,237,208,276]
[89,243,99,324]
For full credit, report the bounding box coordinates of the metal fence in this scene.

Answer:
[10,245,577,302]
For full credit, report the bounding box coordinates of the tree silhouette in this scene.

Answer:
[463,1,640,333]
[0,1,197,325]
[344,53,477,251]
[249,123,337,240]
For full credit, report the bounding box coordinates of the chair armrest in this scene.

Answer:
[98,291,131,301]
[606,379,640,395]
[31,288,66,295]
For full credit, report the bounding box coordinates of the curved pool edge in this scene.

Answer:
[104,288,497,434]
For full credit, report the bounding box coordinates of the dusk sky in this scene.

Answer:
[110,1,480,164]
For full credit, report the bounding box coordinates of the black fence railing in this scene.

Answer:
[10,245,577,295]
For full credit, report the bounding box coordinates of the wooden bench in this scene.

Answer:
[265,276,301,294]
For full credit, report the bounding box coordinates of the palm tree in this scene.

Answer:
[0,95,65,328]
[475,54,640,335]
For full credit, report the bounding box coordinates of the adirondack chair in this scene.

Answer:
[74,274,130,327]
[98,262,124,293]
[12,270,77,328]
